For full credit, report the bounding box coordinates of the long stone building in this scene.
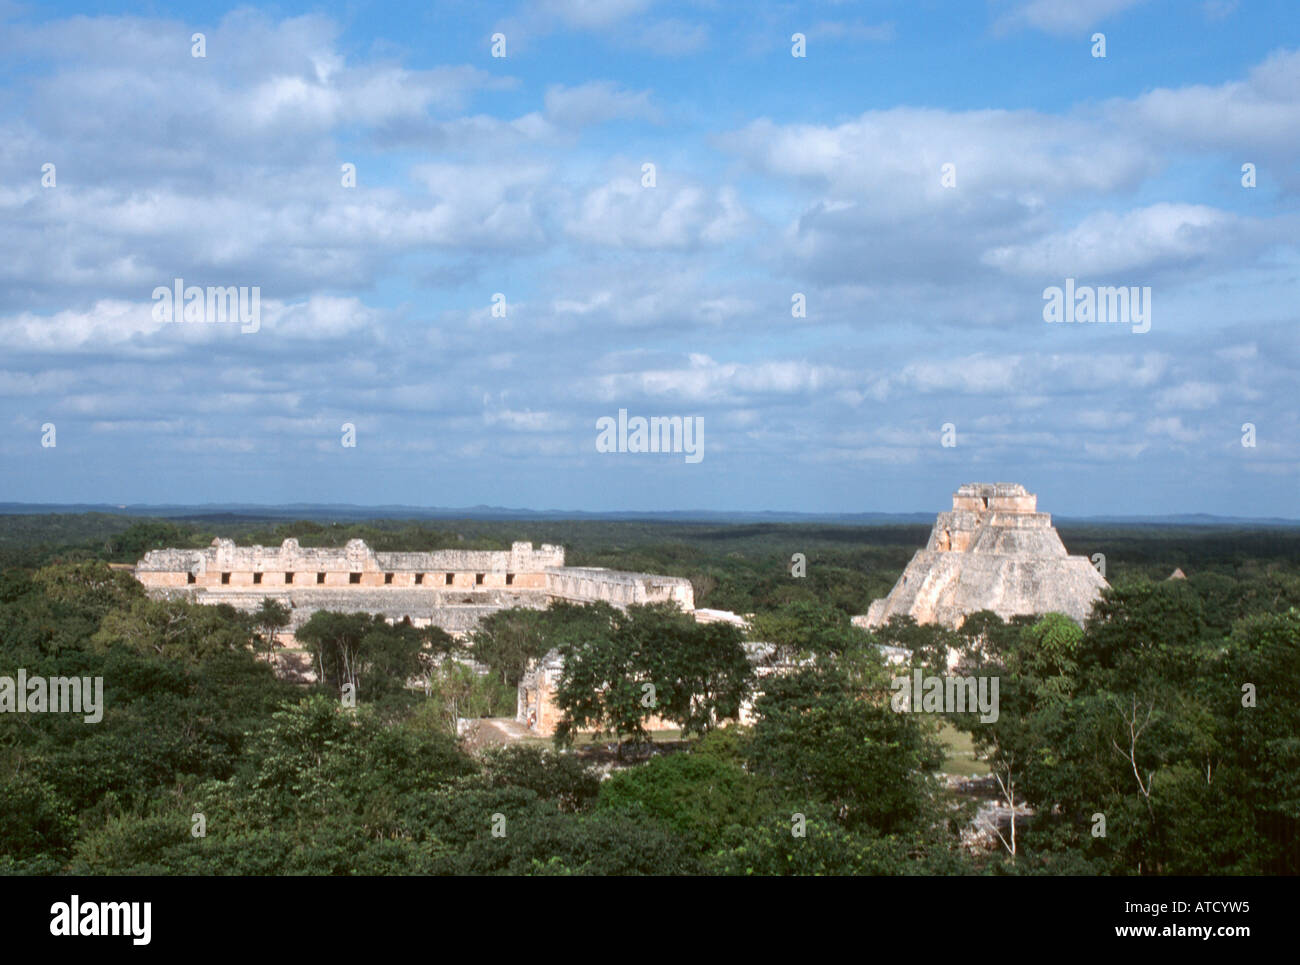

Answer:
[863,482,1107,629]
[135,538,694,635]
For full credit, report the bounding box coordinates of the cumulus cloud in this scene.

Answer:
[1120,48,1300,158]
[565,177,749,249]
[0,8,1293,514]
[723,108,1155,210]
[981,204,1242,276]
[590,355,852,405]
[0,295,382,353]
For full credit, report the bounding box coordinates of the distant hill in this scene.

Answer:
[0,503,1296,528]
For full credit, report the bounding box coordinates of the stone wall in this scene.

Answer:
[135,538,692,635]
[951,482,1038,514]
[136,538,564,592]
[146,586,551,633]
[544,567,694,610]
[517,650,566,735]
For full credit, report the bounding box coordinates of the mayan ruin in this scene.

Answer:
[864,483,1108,629]
[6,0,1294,897]
[134,538,695,635]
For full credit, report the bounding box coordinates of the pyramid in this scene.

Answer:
[864,483,1108,629]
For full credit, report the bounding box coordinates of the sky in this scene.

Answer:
[1,0,1297,517]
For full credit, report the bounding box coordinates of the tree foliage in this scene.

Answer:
[552,602,754,748]
[4,521,1300,876]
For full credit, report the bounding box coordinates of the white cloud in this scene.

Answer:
[897,355,1021,394]
[628,18,709,55]
[724,109,1155,209]
[1121,49,1300,156]
[0,295,381,353]
[494,411,564,433]
[0,300,165,351]
[544,81,659,127]
[1146,416,1204,443]
[1155,381,1223,411]
[0,10,1294,513]
[808,21,895,43]
[565,178,749,249]
[994,0,1149,34]
[982,204,1237,276]
[590,356,852,404]
[540,0,653,29]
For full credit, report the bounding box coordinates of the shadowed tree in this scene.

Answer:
[469,607,549,686]
[297,611,425,701]
[252,597,291,660]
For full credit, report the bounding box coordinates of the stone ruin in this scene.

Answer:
[134,538,694,635]
[864,483,1107,629]
[136,536,700,737]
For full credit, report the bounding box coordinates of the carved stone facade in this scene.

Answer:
[517,650,566,736]
[864,483,1107,629]
[135,538,694,634]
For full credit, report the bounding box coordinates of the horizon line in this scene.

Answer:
[1,501,1298,526]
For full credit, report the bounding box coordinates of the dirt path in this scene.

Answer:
[461,717,534,750]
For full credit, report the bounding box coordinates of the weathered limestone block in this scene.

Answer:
[517,650,566,735]
[544,567,694,610]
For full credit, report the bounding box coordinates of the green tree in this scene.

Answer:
[252,597,291,659]
[552,607,645,749]
[746,654,941,835]
[0,772,77,864]
[748,599,864,663]
[876,614,960,670]
[32,559,143,620]
[552,602,754,748]
[91,596,251,660]
[707,813,969,876]
[639,612,754,736]
[598,751,775,842]
[296,611,425,701]
[480,745,601,814]
[470,607,548,686]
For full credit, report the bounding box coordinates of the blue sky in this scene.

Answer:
[1,0,1297,516]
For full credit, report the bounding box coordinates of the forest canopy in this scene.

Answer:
[1,512,1297,875]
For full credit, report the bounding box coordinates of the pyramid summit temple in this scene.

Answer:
[864,483,1108,629]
